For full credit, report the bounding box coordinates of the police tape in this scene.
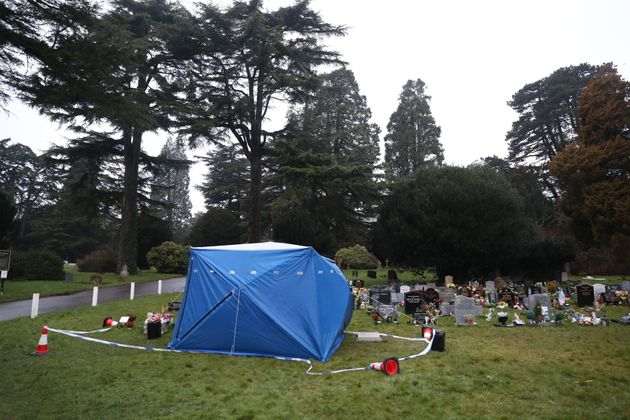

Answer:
[43,326,434,375]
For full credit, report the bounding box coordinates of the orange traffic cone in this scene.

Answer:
[32,324,48,356]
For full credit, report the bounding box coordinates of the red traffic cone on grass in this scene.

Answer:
[32,324,48,356]
[369,357,400,376]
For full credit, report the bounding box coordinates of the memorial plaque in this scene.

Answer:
[367,270,377,279]
[576,284,594,307]
[424,288,440,304]
[404,291,424,315]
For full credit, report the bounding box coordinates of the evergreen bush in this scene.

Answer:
[146,241,189,274]
[9,249,64,280]
[77,248,117,273]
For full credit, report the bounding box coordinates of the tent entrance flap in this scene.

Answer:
[177,290,235,342]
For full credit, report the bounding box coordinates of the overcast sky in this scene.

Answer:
[2,0,629,212]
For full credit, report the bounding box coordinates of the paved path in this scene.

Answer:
[0,277,186,322]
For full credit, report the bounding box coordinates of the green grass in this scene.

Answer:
[1,293,629,419]
[342,268,437,288]
[570,274,628,285]
[0,271,181,303]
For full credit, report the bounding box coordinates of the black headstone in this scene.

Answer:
[576,284,595,307]
[387,269,398,281]
[413,311,429,324]
[404,291,424,315]
[367,270,377,279]
[370,289,391,305]
[424,288,440,305]
[351,270,359,278]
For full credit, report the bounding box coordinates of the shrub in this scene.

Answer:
[335,245,379,269]
[9,249,64,280]
[188,207,245,247]
[77,248,117,273]
[146,241,189,274]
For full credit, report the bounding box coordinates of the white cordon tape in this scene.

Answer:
[44,326,435,375]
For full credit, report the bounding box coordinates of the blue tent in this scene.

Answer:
[168,242,353,362]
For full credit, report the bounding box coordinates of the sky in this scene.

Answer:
[1,0,629,213]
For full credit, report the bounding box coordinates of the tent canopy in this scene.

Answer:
[168,242,353,362]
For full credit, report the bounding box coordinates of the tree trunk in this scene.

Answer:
[247,152,263,243]
[117,127,142,274]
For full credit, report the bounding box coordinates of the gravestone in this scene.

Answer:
[387,270,398,282]
[404,291,424,315]
[525,293,552,311]
[441,288,456,303]
[592,283,606,299]
[424,288,440,305]
[352,279,365,288]
[413,311,429,324]
[603,292,619,305]
[400,285,411,294]
[445,275,454,286]
[391,292,405,305]
[64,272,73,283]
[485,280,496,291]
[495,277,505,290]
[426,282,437,289]
[470,281,480,289]
[370,289,391,305]
[606,284,621,292]
[561,272,568,283]
[576,284,595,307]
[367,270,377,279]
[454,296,477,325]
[351,270,359,278]
[498,288,514,306]
[439,302,453,316]
[620,281,630,291]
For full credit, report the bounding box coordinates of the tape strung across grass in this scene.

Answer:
[44,326,435,375]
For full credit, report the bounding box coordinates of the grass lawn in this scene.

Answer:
[342,268,437,288]
[0,271,181,303]
[570,274,628,285]
[1,293,629,419]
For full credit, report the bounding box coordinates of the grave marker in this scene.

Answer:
[367,270,377,279]
[445,275,454,286]
[404,291,424,314]
[400,285,411,294]
[592,283,606,299]
[498,288,514,306]
[424,288,440,305]
[387,270,398,282]
[454,296,476,325]
[576,284,594,307]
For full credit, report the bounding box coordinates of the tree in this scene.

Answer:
[150,138,192,241]
[268,69,381,253]
[0,139,55,245]
[188,207,246,247]
[0,189,15,247]
[184,0,345,242]
[198,141,250,214]
[16,0,197,272]
[372,166,532,281]
[384,79,443,181]
[550,64,630,262]
[506,63,599,198]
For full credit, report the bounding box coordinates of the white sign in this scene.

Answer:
[0,271,7,279]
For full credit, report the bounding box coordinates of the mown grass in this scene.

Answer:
[342,268,437,288]
[1,292,629,419]
[0,271,181,303]
[570,274,628,285]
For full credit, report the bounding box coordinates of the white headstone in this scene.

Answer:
[445,275,454,286]
[400,285,411,294]
[592,283,606,298]
[561,271,569,282]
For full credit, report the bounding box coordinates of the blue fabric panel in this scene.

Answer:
[168,244,353,362]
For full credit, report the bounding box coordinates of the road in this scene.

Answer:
[0,276,186,322]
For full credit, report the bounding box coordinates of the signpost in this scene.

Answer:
[0,250,10,295]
